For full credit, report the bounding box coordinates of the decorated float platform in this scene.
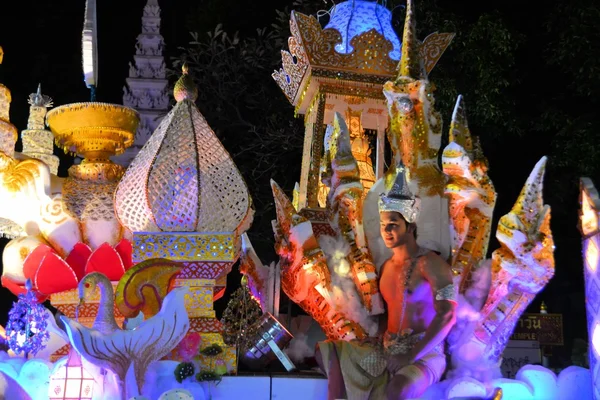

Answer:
[0,0,598,399]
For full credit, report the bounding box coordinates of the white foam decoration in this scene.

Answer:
[318,234,379,336]
[0,355,591,400]
[418,365,592,400]
[0,159,52,239]
[0,359,18,381]
[0,371,32,400]
[158,389,195,400]
[445,376,487,398]
[17,359,52,400]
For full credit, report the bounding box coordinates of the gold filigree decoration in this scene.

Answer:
[132,232,237,263]
[344,96,366,105]
[420,32,456,75]
[40,194,74,225]
[272,9,455,105]
[272,20,310,104]
[295,13,397,76]
[63,163,122,223]
[115,96,252,234]
[182,286,216,318]
[274,11,398,105]
[0,157,47,194]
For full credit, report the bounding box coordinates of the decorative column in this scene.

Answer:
[580,177,600,400]
[114,0,168,167]
[376,122,386,179]
[115,68,254,373]
[305,93,326,209]
[21,85,59,174]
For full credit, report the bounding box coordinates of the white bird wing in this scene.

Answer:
[60,286,190,396]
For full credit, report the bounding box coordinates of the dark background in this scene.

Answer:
[0,0,597,368]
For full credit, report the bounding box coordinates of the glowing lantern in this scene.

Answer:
[48,350,94,400]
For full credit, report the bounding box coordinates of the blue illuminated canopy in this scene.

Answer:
[324,0,402,61]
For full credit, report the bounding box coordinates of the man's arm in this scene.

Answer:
[407,253,457,363]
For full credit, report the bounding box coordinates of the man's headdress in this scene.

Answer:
[378,163,420,224]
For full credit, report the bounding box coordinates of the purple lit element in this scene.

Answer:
[580,178,600,399]
[324,0,402,60]
[5,279,49,356]
[246,276,264,307]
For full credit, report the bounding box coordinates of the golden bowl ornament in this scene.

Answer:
[46,102,139,161]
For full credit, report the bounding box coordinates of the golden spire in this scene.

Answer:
[174,63,198,102]
[398,0,426,81]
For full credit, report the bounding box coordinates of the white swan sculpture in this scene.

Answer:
[61,275,189,399]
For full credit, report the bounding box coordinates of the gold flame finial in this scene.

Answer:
[174,63,198,102]
[398,0,426,81]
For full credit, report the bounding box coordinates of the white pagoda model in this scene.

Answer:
[21,85,59,175]
[114,0,169,167]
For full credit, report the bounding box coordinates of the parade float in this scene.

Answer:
[0,0,594,399]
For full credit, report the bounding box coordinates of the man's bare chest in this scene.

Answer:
[380,263,424,302]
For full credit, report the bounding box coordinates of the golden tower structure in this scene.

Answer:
[273,1,454,213]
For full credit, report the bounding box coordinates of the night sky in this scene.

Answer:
[0,0,591,365]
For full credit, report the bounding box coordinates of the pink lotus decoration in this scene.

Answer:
[1,239,133,302]
[174,332,202,362]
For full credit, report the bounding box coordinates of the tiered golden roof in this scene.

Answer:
[47,103,138,161]
[272,9,455,108]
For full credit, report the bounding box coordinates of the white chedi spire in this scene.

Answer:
[113,0,168,167]
[21,84,60,174]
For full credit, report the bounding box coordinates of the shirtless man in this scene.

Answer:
[378,209,456,399]
[316,164,457,400]
[376,163,457,399]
